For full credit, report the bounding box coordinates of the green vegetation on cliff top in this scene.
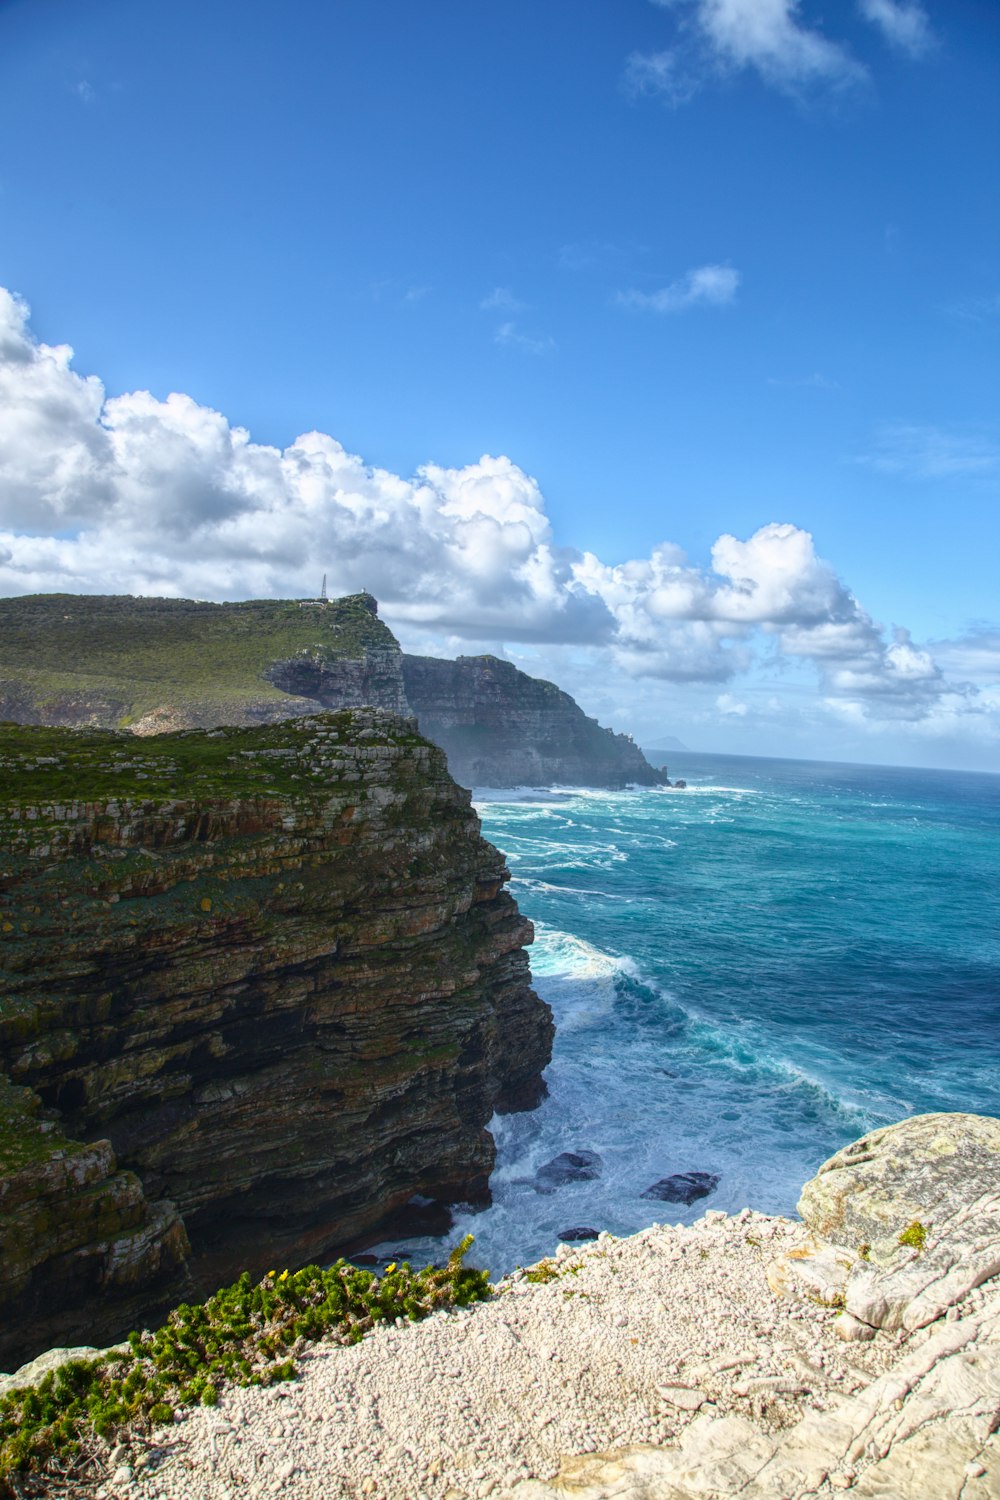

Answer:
[0,710,423,807]
[0,1241,490,1493]
[0,594,395,727]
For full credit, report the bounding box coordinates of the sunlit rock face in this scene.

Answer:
[0,709,552,1369]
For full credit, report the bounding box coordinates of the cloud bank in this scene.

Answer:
[0,286,994,748]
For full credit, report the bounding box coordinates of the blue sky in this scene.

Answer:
[1,0,998,768]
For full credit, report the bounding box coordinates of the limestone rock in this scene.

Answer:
[799,1112,1000,1334]
[798,1112,1000,1264]
[511,1116,1000,1500]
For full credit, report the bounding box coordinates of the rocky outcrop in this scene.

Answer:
[513,1113,1000,1500]
[0,710,552,1370]
[0,593,669,789]
[401,654,666,788]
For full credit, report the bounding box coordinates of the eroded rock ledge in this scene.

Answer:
[0,710,552,1371]
[517,1112,1000,1500]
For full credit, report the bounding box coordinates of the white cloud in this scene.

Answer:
[617,264,740,313]
[493,321,556,356]
[858,0,934,57]
[859,423,1000,480]
[630,0,866,104]
[480,287,525,312]
[0,285,993,748]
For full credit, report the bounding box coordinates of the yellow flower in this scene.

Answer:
[385,1263,396,1274]
[278,1269,289,1282]
[267,1270,277,1279]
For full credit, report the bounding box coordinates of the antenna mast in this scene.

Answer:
[320,573,328,601]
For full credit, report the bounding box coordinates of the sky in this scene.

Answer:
[0,0,998,770]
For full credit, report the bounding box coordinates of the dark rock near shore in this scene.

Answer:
[559,1226,601,1242]
[534,1151,603,1193]
[641,1172,720,1205]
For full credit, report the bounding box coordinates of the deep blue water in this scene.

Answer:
[380,753,1000,1276]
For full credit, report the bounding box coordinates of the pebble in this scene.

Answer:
[99,1212,894,1500]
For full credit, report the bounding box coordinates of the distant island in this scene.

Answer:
[0,592,669,790]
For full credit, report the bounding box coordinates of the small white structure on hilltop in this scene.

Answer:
[299,574,330,609]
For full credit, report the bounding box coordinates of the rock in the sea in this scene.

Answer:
[558,1227,601,1242]
[0,709,552,1368]
[641,1171,720,1205]
[534,1151,603,1193]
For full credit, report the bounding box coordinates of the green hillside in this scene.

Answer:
[0,593,397,730]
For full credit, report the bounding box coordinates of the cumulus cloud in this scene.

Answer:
[617,264,740,313]
[629,0,866,104]
[858,0,934,57]
[0,286,988,738]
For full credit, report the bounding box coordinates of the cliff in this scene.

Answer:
[0,593,667,789]
[0,592,406,733]
[401,654,666,789]
[0,711,552,1370]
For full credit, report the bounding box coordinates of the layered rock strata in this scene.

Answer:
[0,710,552,1369]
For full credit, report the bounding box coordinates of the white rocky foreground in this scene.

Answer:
[20,1112,998,1500]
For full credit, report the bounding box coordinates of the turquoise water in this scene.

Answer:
[384,754,1000,1276]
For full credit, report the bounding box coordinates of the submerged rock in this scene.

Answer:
[641,1171,720,1205]
[559,1227,601,1242]
[534,1151,603,1193]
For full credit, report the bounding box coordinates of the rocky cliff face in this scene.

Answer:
[402,654,666,789]
[0,710,552,1369]
[0,594,668,789]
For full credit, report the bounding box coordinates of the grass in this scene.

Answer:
[0,593,396,728]
[0,1238,489,1495]
[0,709,423,808]
[897,1220,928,1251]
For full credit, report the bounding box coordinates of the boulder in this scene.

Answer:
[534,1151,603,1193]
[641,1171,719,1205]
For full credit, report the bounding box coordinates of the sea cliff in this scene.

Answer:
[0,593,667,789]
[401,654,665,789]
[0,710,552,1370]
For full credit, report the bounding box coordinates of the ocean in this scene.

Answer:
[379,753,1000,1277]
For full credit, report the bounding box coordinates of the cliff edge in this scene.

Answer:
[0,593,668,789]
[0,710,552,1370]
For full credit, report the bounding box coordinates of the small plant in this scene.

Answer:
[524,1259,560,1284]
[898,1220,927,1251]
[857,1243,871,1261]
[0,1237,488,1493]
